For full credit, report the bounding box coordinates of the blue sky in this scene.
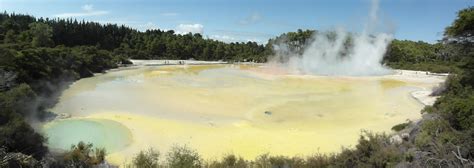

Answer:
[0,0,472,44]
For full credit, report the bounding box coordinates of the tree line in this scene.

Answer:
[0,12,267,62]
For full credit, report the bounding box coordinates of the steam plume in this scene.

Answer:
[270,0,393,76]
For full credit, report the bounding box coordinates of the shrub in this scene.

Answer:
[305,154,335,168]
[63,141,107,167]
[167,145,201,168]
[435,91,474,131]
[132,148,160,168]
[332,131,404,167]
[391,120,412,132]
[252,154,271,168]
[206,154,248,168]
[415,119,458,148]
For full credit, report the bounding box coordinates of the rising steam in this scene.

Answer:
[270,0,393,76]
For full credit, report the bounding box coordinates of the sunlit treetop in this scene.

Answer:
[445,6,474,37]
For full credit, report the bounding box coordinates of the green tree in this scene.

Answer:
[28,22,53,47]
[3,30,16,44]
[445,7,474,37]
[0,84,48,159]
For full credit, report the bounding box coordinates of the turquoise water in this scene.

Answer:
[44,119,132,152]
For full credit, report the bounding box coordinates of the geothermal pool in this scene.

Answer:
[43,64,444,163]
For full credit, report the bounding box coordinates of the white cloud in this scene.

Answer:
[213,29,274,38]
[82,4,94,12]
[54,4,109,18]
[209,34,264,44]
[209,29,271,44]
[246,38,264,43]
[93,20,165,32]
[161,12,179,16]
[210,35,237,43]
[176,24,203,34]
[95,20,140,25]
[142,22,159,30]
[239,12,262,25]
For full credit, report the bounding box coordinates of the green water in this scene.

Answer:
[43,119,132,152]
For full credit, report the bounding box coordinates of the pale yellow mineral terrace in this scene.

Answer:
[43,64,446,166]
